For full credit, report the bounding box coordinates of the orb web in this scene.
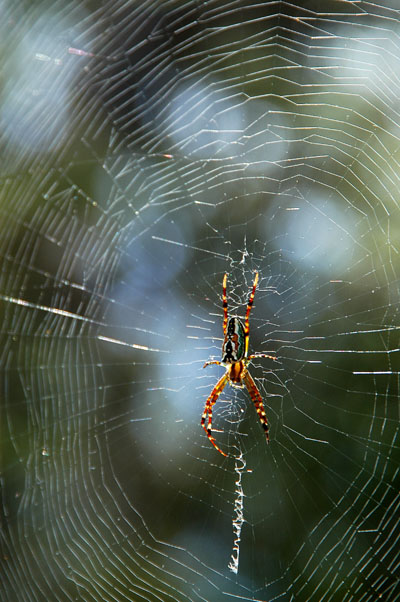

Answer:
[1,2,399,601]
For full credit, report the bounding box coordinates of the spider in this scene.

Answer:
[202,271,276,457]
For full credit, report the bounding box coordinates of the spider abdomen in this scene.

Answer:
[222,317,245,363]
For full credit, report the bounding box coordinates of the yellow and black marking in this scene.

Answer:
[229,360,245,385]
[222,273,228,335]
[244,370,269,443]
[201,372,229,457]
[244,271,259,356]
[222,318,245,363]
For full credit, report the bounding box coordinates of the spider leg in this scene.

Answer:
[203,360,222,369]
[248,353,276,362]
[201,372,229,457]
[222,273,228,335]
[243,370,270,443]
[244,271,259,357]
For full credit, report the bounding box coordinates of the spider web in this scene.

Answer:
[1,1,400,600]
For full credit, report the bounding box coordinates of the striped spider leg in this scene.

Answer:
[202,271,276,456]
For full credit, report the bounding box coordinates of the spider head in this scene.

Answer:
[222,317,246,363]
